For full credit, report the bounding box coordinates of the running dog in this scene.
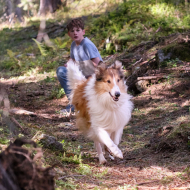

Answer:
[67,60,133,164]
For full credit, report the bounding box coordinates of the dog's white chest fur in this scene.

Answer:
[83,76,133,137]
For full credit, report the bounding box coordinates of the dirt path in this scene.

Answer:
[0,74,190,190]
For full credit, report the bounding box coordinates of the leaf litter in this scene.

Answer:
[0,40,190,189]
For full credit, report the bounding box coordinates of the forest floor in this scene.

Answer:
[0,64,190,189]
[1,0,190,188]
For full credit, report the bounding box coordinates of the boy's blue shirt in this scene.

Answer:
[70,37,103,62]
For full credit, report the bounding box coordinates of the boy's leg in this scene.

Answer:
[56,66,71,97]
[56,66,74,112]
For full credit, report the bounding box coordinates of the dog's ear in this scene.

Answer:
[95,62,106,74]
[110,60,122,69]
[114,60,122,69]
[98,61,104,66]
[95,62,106,81]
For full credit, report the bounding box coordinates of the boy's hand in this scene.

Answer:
[92,62,98,67]
[64,63,67,67]
[91,57,100,67]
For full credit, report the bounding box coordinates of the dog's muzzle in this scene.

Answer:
[109,91,120,101]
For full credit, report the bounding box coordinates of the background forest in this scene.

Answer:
[0,0,190,189]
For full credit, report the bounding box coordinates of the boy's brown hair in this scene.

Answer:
[67,18,84,31]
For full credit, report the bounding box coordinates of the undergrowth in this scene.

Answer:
[89,1,190,54]
[1,0,190,77]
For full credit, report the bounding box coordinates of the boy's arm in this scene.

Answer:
[91,57,100,67]
[83,43,102,67]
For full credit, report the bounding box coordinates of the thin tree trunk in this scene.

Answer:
[36,15,54,47]
[38,0,46,15]
[185,0,188,8]
[36,17,46,42]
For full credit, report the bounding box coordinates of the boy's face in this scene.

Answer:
[68,27,85,45]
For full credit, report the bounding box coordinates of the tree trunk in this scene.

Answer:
[14,0,23,22]
[5,0,13,17]
[5,0,23,22]
[185,0,188,7]
[38,0,46,15]
[38,0,62,15]
[37,0,63,46]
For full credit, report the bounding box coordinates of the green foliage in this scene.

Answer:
[6,49,21,67]
[75,163,92,175]
[1,0,190,76]
[54,37,71,49]
[164,58,179,68]
[48,86,65,99]
[55,179,76,190]
[93,187,100,190]
[7,49,16,59]
[56,88,65,99]
[161,176,174,185]
[93,168,108,178]
[61,152,82,164]
[32,39,47,56]
[118,184,138,190]
[19,0,38,16]
[43,60,60,71]
[85,0,190,54]
[44,76,56,83]
[184,166,190,177]
[0,137,9,145]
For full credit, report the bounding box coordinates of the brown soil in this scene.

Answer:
[0,69,190,190]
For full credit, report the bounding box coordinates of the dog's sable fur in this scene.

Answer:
[67,60,133,164]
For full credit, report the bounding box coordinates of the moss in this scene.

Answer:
[172,45,190,61]
[162,44,190,61]
[168,121,190,139]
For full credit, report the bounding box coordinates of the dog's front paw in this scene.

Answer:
[99,154,107,164]
[99,158,107,164]
[110,146,123,159]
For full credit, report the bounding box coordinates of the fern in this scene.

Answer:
[61,152,82,164]
[6,49,21,67]
[7,49,15,58]
[32,38,47,56]
[54,38,68,49]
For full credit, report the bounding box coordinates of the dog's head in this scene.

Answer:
[95,60,126,101]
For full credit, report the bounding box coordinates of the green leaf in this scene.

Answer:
[32,38,47,56]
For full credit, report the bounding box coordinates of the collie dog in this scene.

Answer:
[67,60,133,164]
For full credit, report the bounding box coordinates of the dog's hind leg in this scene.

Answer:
[94,141,107,164]
[97,128,123,159]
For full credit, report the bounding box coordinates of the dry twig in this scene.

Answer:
[58,175,85,180]
[10,117,24,131]
[137,180,160,186]
[175,180,190,187]
[132,58,143,67]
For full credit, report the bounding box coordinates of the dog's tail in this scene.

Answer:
[67,59,86,91]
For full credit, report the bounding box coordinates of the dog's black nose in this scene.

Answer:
[115,92,120,97]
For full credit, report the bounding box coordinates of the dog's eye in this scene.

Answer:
[120,75,123,79]
[96,78,102,81]
[107,80,111,83]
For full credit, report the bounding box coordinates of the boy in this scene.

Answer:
[56,18,103,113]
